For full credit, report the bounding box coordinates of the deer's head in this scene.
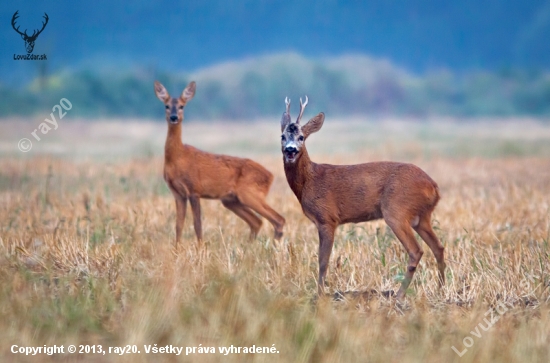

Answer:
[12,11,49,54]
[154,81,196,125]
[280,96,325,163]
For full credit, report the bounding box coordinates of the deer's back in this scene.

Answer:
[301,161,439,225]
[164,144,273,198]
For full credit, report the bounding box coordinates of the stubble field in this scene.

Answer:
[0,117,549,362]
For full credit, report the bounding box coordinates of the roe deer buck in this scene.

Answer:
[155,81,285,247]
[280,96,445,300]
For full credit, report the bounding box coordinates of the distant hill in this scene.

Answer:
[2,53,549,119]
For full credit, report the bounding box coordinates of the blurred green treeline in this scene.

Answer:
[2,54,550,119]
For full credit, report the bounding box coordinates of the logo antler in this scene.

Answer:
[11,11,25,37]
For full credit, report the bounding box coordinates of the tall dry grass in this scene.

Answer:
[0,119,549,362]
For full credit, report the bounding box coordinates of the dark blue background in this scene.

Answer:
[2,0,549,83]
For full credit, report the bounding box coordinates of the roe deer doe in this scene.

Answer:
[154,81,285,247]
[280,96,445,300]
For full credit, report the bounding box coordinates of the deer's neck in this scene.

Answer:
[284,148,314,201]
[165,123,184,163]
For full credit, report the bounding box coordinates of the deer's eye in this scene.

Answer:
[179,106,184,110]
[281,135,286,141]
[165,105,170,110]
[298,135,304,141]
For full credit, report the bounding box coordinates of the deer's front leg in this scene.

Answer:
[174,195,187,248]
[189,195,202,243]
[317,223,336,295]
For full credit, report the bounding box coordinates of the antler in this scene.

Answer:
[296,95,308,124]
[285,97,291,115]
[29,13,49,39]
[11,11,26,36]
[281,97,292,131]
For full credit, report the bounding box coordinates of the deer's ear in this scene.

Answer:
[181,81,196,103]
[302,112,325,138]
[281,112,291,132]
[154,81,170,102]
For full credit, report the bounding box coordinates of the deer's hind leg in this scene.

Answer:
[237,191,285,240]
[221,196,262,240]
[413,211,446,287]
[384,213,424,301]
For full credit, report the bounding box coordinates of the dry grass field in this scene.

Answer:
[0,117,549,362]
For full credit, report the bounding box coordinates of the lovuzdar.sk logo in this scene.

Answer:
[12,10,48,61]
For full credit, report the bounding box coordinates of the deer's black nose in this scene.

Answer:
[170,115,178,122]
[284,146,298,153]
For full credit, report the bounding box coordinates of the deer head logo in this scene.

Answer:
[11,11,49,54]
